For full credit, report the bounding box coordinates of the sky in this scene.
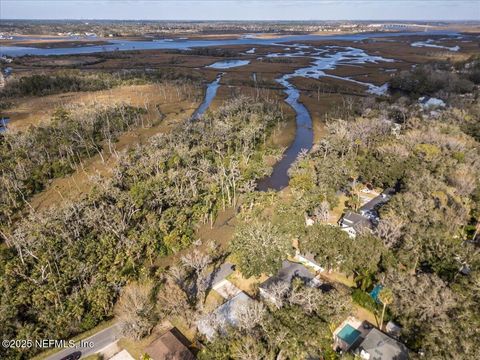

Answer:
[1,0,479,21]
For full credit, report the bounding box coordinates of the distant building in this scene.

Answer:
[145,328,195,360]
[339,189,395,238]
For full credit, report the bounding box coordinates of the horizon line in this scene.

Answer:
[2,18,479,22]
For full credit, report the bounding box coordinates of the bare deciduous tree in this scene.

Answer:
[314,200,330,223]
[115,282,155,340]
[235,301,266,332]
[264,281,290,309]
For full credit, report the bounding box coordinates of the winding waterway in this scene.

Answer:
[257,77,313,190]
[257,45,395,190]
[192,73,224,119]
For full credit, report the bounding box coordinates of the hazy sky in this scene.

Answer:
[1,0,479,21]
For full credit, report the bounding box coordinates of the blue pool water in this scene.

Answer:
[370,284,383,303]
[337,324,361,345]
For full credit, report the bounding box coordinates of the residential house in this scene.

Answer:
[418,96,446,110]
[339,189,395,238]
[145,328,195,360]
[339,211,372,238]
[385,321,403,339]
[356,328,409,360]
[358,188,395,220]
[334,317,408,360]
[259,260,321,306]
[197,291,254,341]
[294,251,324,272]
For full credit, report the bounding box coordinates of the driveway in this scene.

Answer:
[207,262,235,288]
[213,279,242,299]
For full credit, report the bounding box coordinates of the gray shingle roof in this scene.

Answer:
[259,260,314,290]
[340,211,371,228]
[356,328,409,360]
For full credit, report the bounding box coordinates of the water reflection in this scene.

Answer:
[191,73,224,119]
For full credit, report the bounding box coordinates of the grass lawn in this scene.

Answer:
[169,316,197,343]
[118,337,150,359]
[354,304,380,328]
[82,355,102,360]
[204,290,225,312]
[320,271,356,288]
[328,194,348,224]
[227,270,267,297]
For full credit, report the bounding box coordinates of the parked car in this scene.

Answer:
[60,351,82,360]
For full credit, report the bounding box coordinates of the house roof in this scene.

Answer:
[197,291,254,340]
[340,211,371,228]
[419,96,446,109]
[356,328,409,360]
[145,328,195,360]
[259,260,314,290]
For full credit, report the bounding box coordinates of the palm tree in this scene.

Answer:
[347,180,363,211]
[378,287,393,330]
[354,270,375,291]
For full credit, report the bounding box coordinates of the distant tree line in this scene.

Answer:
[0,68,203,100]
[389,55,480,97]
[0,72,116,98]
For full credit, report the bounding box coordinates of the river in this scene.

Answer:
[0,31,458,57]
[192,73,223,119]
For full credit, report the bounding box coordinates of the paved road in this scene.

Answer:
[44,264,233,360]
[45,323,121,360]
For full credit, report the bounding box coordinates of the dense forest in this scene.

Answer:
[0,68,201,99]
[0,96,285,359]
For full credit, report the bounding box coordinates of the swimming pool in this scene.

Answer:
[370,284,384,304]
[337,324,362,346]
